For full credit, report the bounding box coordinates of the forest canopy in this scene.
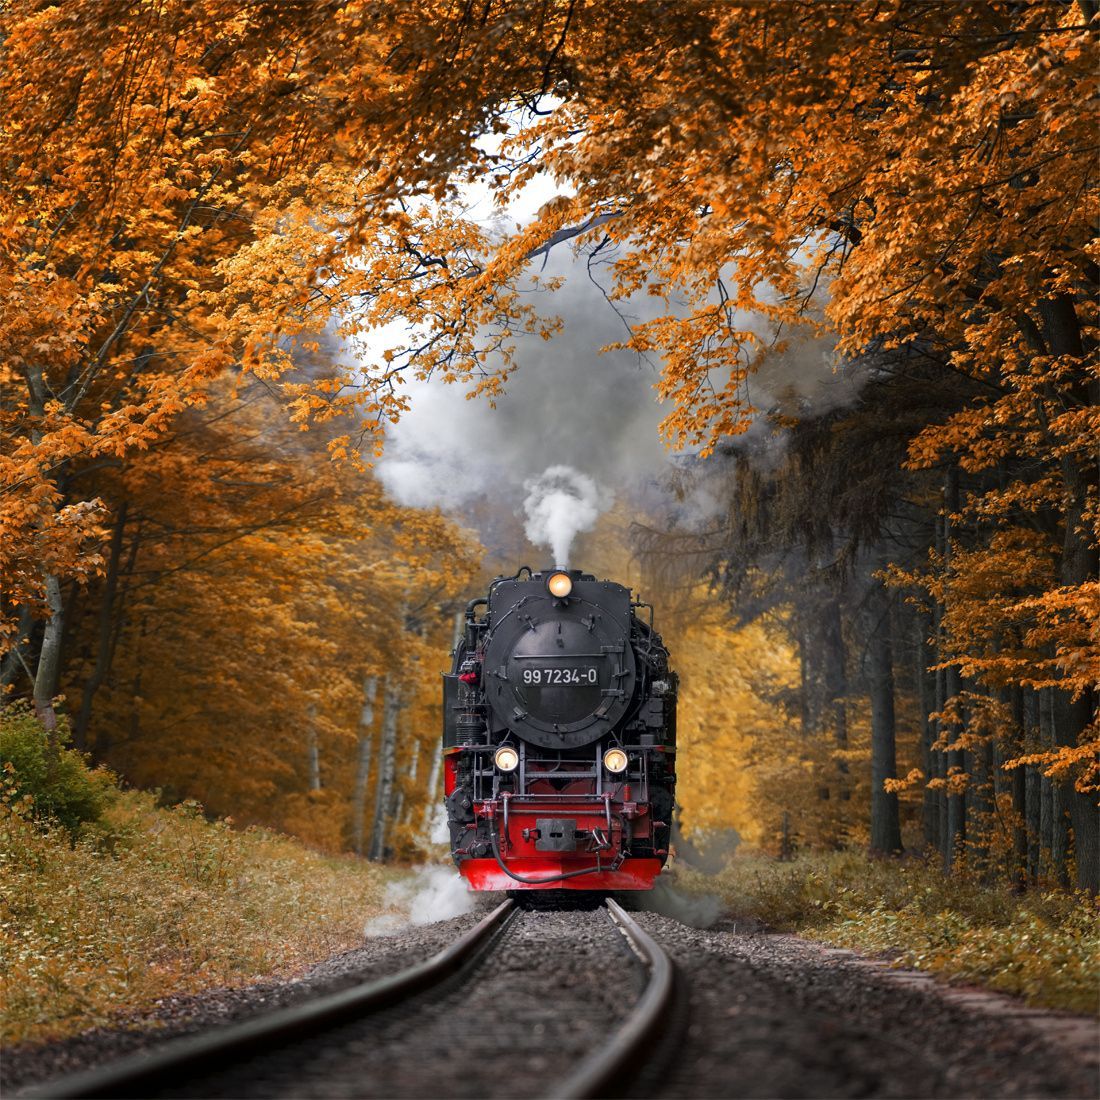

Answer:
[1,1,1096,888]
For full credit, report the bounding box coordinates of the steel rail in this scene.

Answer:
[31,899,515,1100]
[550,898,676,1100]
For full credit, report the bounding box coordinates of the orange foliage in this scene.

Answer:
[2,2,1095,873]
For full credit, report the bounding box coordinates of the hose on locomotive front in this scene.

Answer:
[488,830,606,885]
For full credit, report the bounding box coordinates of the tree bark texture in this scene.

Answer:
[420,739,444,836]
[1023,689,1042,882]
[307,728,322,792]
[822,594,850,805]
[917,623,939,851]
[933,501,950,866]
[368,678,401,862]
[1007,686,1028,889]
[1037,295,1100,894]
[943,466,967,867]
[868,581,902,855]
[75,501,128,750]
[32,572,65,736]
[420,608,466,838]
[351,676,377,856]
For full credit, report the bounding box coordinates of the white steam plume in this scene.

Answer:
[363,866,476,936]
[362,245,864,541]
[522,466,606,568]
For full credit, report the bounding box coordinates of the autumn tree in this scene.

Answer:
[329,0,1097,889]
[4,2,1095,886]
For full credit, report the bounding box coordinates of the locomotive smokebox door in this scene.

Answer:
[535,818,576,852]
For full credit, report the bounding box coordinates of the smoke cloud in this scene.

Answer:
[361,226,864,548]
[522,466,606,568]
[635,878,724,929]
[363,865,476,936]
[371,246,672,520]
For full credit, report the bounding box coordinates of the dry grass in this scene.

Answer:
[1,788,389,1045]
[685,850,1099,1015]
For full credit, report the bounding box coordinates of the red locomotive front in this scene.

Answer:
[442,567,677,890]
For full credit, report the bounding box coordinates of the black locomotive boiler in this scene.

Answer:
[442,567,677,890]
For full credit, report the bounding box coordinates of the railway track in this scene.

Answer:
[32,899,676,1100]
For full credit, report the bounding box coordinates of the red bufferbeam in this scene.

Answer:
[460,856,665,891]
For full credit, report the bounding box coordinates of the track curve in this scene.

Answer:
[552,899,677,1100]
[30,898,676,1100]
[32,900,516,1100]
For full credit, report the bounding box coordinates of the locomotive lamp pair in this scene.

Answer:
[442,566,677,891]
[492,743,629,774]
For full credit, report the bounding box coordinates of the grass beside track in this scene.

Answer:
[681,851,1099,1016]
[1,787,392,1046]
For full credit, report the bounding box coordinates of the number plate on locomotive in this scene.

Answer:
[521,666,598,684]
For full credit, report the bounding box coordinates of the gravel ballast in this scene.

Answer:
[2,907,491,1095]
[149,907,641,1099]
[7,900,1097,1099]
[633,912,1097,1100]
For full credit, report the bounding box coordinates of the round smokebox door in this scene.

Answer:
[483,597,636,749]
[510,618,606,723]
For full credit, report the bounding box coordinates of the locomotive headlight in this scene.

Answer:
[494,746,519,772]
[547,572,573,598]
[603,747,629,773]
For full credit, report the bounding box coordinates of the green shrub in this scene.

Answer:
[0,702,114,833]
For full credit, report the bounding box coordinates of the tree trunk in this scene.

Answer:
[1007,686,1028,889]
[1065,763,1100,895]
[302,702,323,792]
[917,622,939,851]
[943,466,967,868]
[1024,689,1042,882]
[32,573,65,739]
[969,696,996,873]
[1037,295,1100,894]
[799,615,817,740]
[1039,689,1054,875]
[75,501,128,750]
[351,676,377,856]
[822,593,850,808]
[307,729,322,792]
[421,739,444,837]
[420,609,464,840]
[1051,778,1072,890]
[1026,765,1042,882]
[23,363,66,739]
[1049,695,1073,890]
[933,500,950,867]
[368,678,401,862]
[868,579,902,855]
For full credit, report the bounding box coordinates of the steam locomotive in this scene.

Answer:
[442,567,677,890]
